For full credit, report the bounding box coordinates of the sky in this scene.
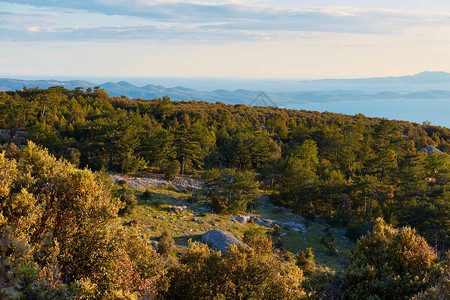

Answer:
[1,0,450,80]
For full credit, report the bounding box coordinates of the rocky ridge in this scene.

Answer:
[229,215,308,233]
[111,174,205,190]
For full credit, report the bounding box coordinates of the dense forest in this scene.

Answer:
[0,86,449,298]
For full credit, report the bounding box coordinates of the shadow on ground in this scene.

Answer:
[174,234,203,247]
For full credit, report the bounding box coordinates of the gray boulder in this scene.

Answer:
[421,146,444,155]
[202,229,242,254]
[233,215,251,224]
[251,216,274,227]
[274,221,308,233]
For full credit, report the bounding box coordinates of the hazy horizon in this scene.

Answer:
[2,70,449,92]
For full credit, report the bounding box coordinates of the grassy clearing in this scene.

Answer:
[121,184,355,269]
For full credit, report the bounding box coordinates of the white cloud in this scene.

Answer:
[1,0,450,78]
[1,1,450,42]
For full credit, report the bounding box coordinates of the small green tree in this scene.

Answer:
[278,155,318,214]
[164,160,181,181]
[243,226,272,254]
[157,231,176,257]
[296,248,316,273]
[118,189,138,215]
[272,224,282,238]
[204,168,260,213]
[320,169,346,219]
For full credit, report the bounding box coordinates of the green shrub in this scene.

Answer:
[204,168,260,213]
[342,218,441,299]
[321,227,338,256]
[119,189,138,215]
[0,142,159,298]
[272,224,282,238]
[159,241,305,299]
[303,267,343,299]
[118,179,127,186]
[141,189,153,200]
[3,142,20,159]
[210,194,229,213]
[64,147,81,167]
[164,160,181,181]
[295,248,316,273]
[345,219,374,241]
[243,227,272,254]
[157,231,176,257]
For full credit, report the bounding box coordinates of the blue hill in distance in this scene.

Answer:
[1,71,450,106]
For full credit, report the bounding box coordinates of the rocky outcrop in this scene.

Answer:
[234,215,251,224]
[276,221,308,233]
[229,215,308,233]
[111,174,205,190]
[201,229,242,254]
[421,146,444,155]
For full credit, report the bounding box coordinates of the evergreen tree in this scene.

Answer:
[204,168,260,212]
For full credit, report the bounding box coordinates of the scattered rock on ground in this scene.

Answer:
[111,174,205,190]
[229,215,308,233]
[252,216,274,227]
[230,215,251,224]
[202,229,242,254]
[195,206,212,214]
[166,205,189,214]
[275,221,308,233]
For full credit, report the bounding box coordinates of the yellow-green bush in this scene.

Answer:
[159,235,304,299]
[0,142,161,298]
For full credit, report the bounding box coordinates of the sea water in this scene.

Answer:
[287,98,450,128]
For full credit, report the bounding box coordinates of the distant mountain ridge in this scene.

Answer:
[1,71,450,106]
[0,78,95,91]
[310,71,450,84]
